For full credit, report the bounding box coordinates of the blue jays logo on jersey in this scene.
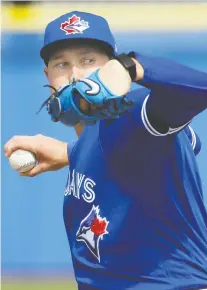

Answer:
[76,205,109,262]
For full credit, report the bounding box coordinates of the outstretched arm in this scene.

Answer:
[130,52,207,134]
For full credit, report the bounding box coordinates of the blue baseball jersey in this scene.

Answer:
[63,54,207,290]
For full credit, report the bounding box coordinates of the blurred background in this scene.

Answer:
[1,0,207,289]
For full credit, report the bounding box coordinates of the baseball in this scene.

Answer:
[9,149,37,173]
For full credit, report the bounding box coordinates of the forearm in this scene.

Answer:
[131,52,207,89]
[130,52,207,126]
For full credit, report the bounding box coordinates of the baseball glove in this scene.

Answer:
[38,59,136,126]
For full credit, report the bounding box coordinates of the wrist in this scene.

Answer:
[115,53,144,82]
[131,57,144,82]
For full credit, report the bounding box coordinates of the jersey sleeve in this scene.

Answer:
[128,52,207,134]
[99,87,203,158]
[184,126,201,156]
[100,80,205,152]
[140,94,190,136]
[99,87,173,156]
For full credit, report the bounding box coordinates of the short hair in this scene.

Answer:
[42,38,115,66]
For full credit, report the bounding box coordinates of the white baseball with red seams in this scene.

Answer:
[9,149,37,173]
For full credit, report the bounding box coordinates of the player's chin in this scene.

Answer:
[79,98,90,113]
[79,98,102,115]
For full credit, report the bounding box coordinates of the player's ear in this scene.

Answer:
[44,67,48,78]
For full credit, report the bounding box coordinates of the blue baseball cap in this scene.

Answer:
[40,11,117,62]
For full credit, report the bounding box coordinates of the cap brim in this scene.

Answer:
[40,38,115,63]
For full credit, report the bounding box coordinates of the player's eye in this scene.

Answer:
[81,58,95,66]
[54,62,69,68]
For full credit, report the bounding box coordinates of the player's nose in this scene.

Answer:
[71,66,85,82]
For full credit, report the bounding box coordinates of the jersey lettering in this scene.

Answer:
[82,178,96,203]
[65,169,96,203]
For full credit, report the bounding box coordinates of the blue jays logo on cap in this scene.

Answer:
[76,205,109,262]
[60,14,89,35]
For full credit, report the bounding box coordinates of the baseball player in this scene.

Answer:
[5,11,207,290]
